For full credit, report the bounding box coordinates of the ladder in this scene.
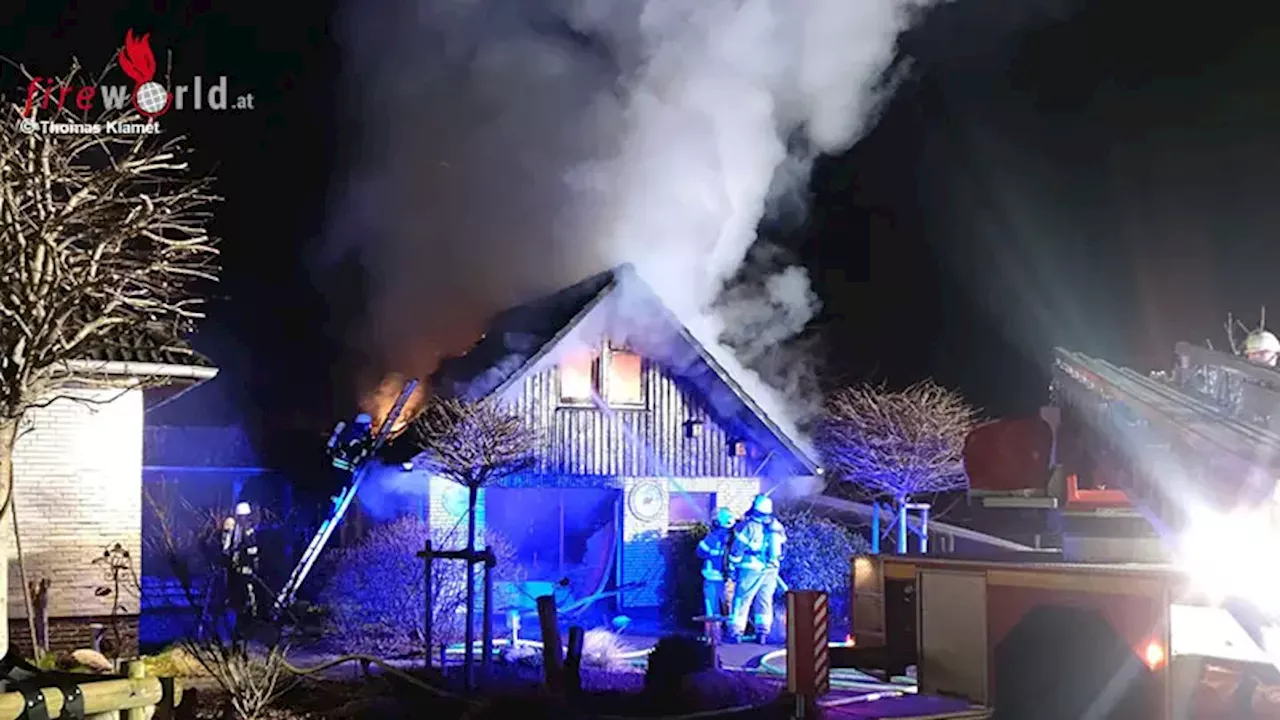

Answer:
[273,378,420,614]
[1052,348,1280,526]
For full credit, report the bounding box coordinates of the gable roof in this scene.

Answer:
[430,264,820,474]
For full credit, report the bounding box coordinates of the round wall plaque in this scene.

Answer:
[628,480,664,522]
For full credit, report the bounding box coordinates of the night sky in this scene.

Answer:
[5,0,1280,469]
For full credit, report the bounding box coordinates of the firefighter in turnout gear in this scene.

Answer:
[222,502,260,653]
[726,494,786,644]
[697,507,736,625]
[326,413,375,470]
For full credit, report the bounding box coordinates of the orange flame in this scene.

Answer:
[1141,640,1166,670]
[118,29,157,84]
[360,373,429,435]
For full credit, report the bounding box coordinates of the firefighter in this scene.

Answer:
[697,508,736,625]
[726,494,787,644]
[1244,330,1280,367]
[327,413,374,470]
[221,502,260,653]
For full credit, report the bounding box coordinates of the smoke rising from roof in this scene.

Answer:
[323,0,928,434]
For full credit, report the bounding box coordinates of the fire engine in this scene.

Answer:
[845,335,1280,718]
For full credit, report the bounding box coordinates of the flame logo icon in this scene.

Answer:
[118,29,171,118]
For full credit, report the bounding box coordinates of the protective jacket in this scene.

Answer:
[221,519,259,577]
[728,512,786,574]
[697,526,732,581]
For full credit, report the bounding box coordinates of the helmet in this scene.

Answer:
[1246,331,1280,355]
[1247,331,1280,353]
[355,413,373,425]
[234,502,252,516]
[714,507,735,528]
[751,494,773,516]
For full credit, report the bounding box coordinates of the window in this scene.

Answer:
[605,348,644,406]
[559,351,597,404]
[669,492,715,528]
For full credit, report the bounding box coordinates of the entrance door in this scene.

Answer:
[485,488,620,607]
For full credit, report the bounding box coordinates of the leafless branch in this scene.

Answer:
[816,380,979,500]
[1226,313,1243,354]
[1224,308,1271,355]
[404,397,540,488]
[180,641,291,720]
[0,60,220,422]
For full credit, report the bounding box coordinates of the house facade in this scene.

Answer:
[404,265,819,609]
[6,354,216,656]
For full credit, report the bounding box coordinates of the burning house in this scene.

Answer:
[393,264,819,610]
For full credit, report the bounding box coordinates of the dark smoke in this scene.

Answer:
[321,0,933,436]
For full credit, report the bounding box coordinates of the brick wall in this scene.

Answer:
[619,477,760,609]
[619,477,668,608]
[9,615,139,658]
[675,477,760,518]
[425,473,485,545]
[7,388,144,645]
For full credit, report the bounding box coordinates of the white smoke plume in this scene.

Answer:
[324,0,930,436]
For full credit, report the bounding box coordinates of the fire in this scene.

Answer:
[360,373,429,434]
[1141,640,1166,670]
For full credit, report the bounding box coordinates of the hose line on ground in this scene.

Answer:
[282,647,914,719]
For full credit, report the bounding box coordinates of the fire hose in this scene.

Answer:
[283,644,912,718]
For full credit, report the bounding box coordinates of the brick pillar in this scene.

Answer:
[620,478,669,608]
[426,475,485,547]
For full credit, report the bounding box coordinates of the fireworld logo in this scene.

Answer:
[21,29,256,121]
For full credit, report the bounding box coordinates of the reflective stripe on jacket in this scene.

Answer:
[697,526,731,580]
[730,515,784,573]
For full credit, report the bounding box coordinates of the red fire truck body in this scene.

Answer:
[851,554,1280,719]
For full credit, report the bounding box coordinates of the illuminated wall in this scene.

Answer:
[426,475,486,547]
[8,387,144,622]
[618,476,759,606]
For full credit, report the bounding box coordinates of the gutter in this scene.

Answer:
[63,359,219,381]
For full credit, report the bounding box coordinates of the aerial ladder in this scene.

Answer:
[1051,346,1280,540]
[273,378,420,615]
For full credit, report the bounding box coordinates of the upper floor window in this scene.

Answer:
[559,350,597,404]
[557,343,644,408]
[605,347,644,406]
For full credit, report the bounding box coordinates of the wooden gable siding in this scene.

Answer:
[507,359,761,477]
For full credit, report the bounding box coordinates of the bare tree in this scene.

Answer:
[817,380,979,503]
[403,396,538,683]
[0,61,218,650]
[405,397,540,489]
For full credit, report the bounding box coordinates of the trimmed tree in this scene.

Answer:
[817,381,978,550]
[403,397,538,675]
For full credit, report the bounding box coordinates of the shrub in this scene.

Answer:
[580,628,630,670]
[776,508,869,634]
[659,510,868,635]
[657,524,708,630]
[318,515,521,656]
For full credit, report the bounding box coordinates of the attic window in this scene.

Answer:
[559,351,597,404]
[605,347,644,406]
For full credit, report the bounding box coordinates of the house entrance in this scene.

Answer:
[485,487,621,611]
